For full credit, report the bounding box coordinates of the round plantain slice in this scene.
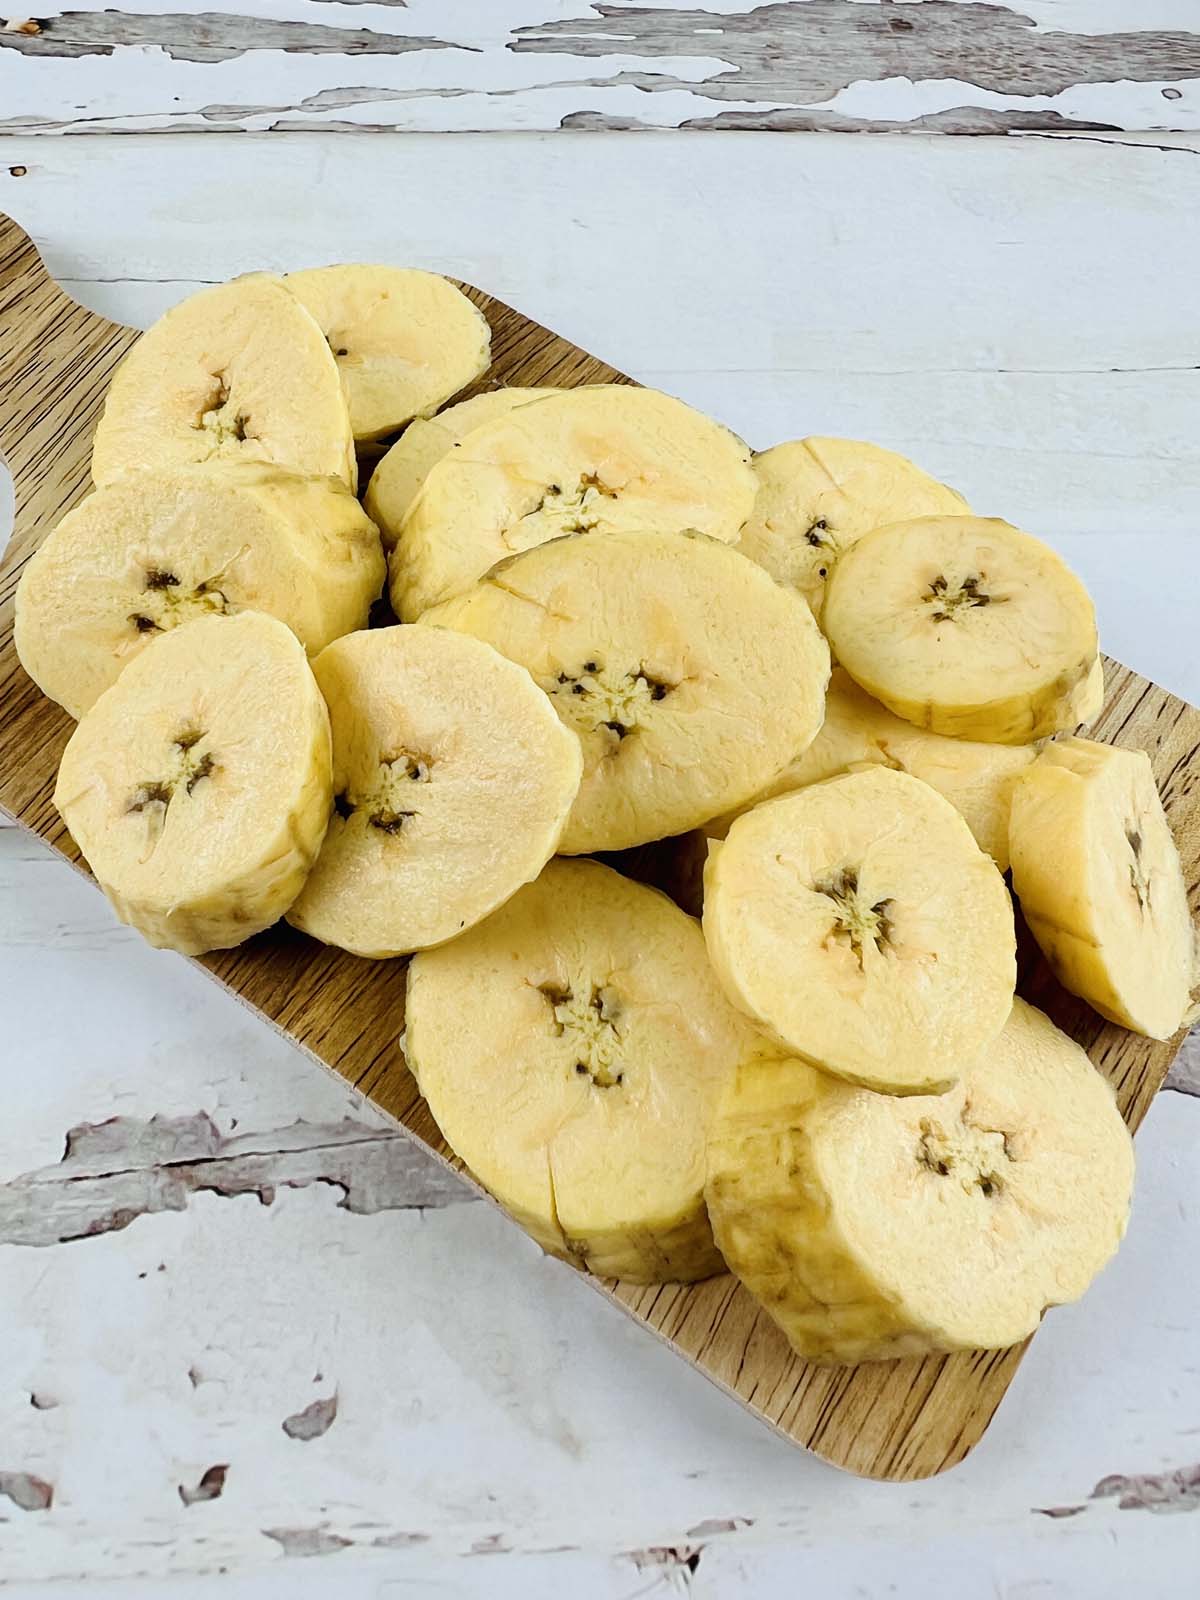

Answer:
[15,464,385,720]
[823,516,1097,744]
[53,611,332,956]
[91,275,357,491]
[406,857,756,1281]
[705,998,1135,1365]
[390,385,757,620]
[285,264,491,441]
[707,669,1038,871]
[1010,737,1194,1039]
[422,529,829,854]
[738,437,968,624]
[286,627,583,958]
[365,387,560,551]
[703,766,1016,1094]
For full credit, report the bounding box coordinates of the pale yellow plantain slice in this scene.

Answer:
[406,858,756,1282]
[703,767,1016,1094]
[706,1000,1134,1365]
[53,612,331,955]
[1010,737,1194,1038]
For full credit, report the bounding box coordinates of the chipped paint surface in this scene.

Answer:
[0,138,1199,1591]
[1093,1461,1200,1514]
[282,1393,339,1442]
[0,0,1196,135]
[0,1111,469,1248]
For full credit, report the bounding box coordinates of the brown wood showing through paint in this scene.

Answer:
[1,211,1197,1482]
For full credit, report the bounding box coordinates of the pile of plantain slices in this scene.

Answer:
[20,268,1196,1368]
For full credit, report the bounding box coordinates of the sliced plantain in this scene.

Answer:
[706,669,1038,871]
[1068,655,1106,726]
[823,515,1097,743]
[738,437,968,623]
[703,766,1016,1093]
[1010,737,1193,1038]
[54,611,331,955]
[287,627,582,958]
[422,528,829,854]
[390,385,757,620]
[705,998,1134,1365]
[15,464,385,719]
[406,857,756,1281]
[285,264,491,441]
[365,387,559,551]
[92,275,356,491]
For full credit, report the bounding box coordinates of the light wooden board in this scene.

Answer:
[1,209,1197,1482]
[0,0,1197,137]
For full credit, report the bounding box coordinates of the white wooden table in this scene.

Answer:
[2,116,1200,1595]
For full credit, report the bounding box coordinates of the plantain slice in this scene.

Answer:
[390,385,757,619]
[1010,737,1194,1039]
[286,264,491,441]
[823,516,1097,743]
[54,612,331,955]
[15,464,384,719]
[703,767,1016,1094]
[406,858,756,1282]
[738,436,968,623]
[706,1000,1134,1364]
[707,669,1039,871]
[365,387,560,551]
[422,528,829,854]
[91,275,356,491]
[287,626,582,958]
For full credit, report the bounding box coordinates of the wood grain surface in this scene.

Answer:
[0,0,1197,137]
[1,209,1197,1482]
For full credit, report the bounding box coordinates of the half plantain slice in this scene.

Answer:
[738,437,968,624]
[1010,737,1194,1039]
[823,516,1097,743]
[703,766,1016,1093]
[364,387,560,551]
[15,464,385,719]
[706,668,1038,871]
[422,529,830,854]
[706,999,1134,1364]
[91,275,357,491]
[54,611,332,955]
[390,385,757,620]
[406,858,756,1282]
[285,264,491,441]
[286,627,583,958]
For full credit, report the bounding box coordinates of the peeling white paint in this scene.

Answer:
[0,0,1196,134]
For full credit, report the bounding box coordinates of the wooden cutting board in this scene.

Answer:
[2,211,1197,1482]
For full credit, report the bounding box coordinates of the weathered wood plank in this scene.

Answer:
[2,210,1197,1485]
[0,0,1196,135]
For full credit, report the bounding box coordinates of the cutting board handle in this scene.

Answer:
[0,213,133,582]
